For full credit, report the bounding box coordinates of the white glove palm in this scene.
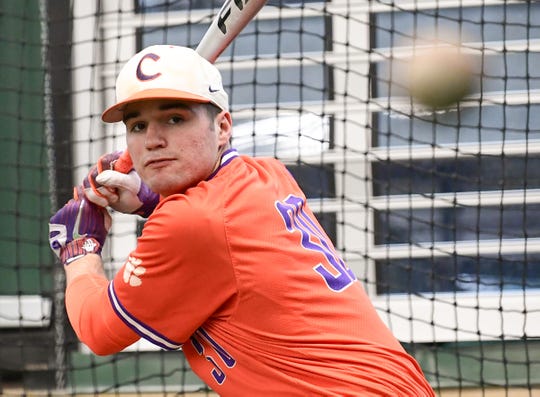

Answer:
[78,151,159,218]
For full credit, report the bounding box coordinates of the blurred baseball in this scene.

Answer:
[407,44,474,109]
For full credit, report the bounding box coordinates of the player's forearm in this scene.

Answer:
[65,253,107,285]
[49,165,142,355]
[64,254,139,355]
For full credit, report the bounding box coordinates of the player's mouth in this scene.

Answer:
[144,157,175,169]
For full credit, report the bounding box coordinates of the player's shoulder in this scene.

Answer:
[154,190,215,218]
[141,192,223,244]
[239,153,284,167]
[237,154,291,178]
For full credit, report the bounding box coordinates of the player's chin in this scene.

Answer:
[145,175,190,197]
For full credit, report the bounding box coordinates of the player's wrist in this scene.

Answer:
[60,237,102,265]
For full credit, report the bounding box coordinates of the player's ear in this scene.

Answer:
[216,110,232,146]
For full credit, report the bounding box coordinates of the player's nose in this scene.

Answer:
[144,123,166,149]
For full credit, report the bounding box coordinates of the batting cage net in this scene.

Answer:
[1,0,539,395]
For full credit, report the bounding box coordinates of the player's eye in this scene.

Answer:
[167,115,183,125]
[129,121,146,133]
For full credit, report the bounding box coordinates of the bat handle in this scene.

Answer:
[112,150,133,174]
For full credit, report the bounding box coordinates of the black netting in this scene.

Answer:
[1,0,539,395]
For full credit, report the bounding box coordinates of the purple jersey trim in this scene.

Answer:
[207,148,239,180]
[108,280,182,350]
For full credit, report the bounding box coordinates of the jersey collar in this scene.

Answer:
[207,148,239,180]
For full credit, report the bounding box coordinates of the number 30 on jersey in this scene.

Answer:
[275,195,357,292]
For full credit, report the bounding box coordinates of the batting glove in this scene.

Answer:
[49,199,111,265]
[78,151,159,218]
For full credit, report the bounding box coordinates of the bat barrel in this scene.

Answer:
[196,0,267,63]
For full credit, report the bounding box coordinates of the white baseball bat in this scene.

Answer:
[196,0,268,63]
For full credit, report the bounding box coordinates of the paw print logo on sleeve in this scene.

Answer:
[123,255,146,287]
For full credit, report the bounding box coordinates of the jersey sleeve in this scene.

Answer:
[65,273,139,355]
[109,193,238,348]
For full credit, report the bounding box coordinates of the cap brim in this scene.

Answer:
[101,88,212,123]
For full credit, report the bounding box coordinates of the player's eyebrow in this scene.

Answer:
[159,102,192,112]
[123,110,140,124]
[122,102,194,124]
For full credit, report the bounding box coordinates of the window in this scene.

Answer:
[369,1,540,341]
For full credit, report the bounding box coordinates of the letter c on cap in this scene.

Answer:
[136,53,161,81]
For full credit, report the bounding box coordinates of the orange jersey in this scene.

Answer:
[67,149,434,396]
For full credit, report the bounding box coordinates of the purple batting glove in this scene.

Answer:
[80,151,123,207]
[49,199,111,265]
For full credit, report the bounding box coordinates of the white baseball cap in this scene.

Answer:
[102,45,229,123]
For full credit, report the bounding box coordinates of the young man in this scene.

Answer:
[49,45,435,396]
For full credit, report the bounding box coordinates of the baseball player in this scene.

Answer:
[49,45,435,396]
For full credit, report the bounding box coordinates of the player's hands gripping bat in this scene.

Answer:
[77,151,159,218]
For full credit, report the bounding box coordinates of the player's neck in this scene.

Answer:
[212,143,231,173]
